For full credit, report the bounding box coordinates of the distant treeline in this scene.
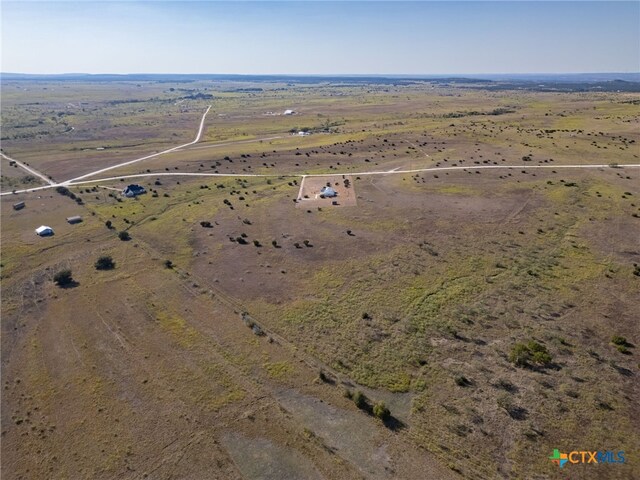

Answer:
[442,108,516,118]
[0,73,491,85]
[2,73,639,92]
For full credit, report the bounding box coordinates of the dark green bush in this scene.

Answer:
[53,269,73,287]
[95,255,115,270]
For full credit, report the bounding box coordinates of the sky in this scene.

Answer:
[1,1,639,75]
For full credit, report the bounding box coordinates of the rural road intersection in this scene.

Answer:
[2,106,639,196]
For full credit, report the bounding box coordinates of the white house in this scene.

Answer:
[320,186,337,198]
[35,226,54,236]
[283,109,295,115]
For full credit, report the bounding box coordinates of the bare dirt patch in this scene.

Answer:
[296,175,357,208]
[221,432,326,480]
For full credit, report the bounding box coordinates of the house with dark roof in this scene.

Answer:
[122,184,146,197]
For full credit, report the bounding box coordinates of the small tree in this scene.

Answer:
[53,269,74,287]
[105,220,113,229]
[164,259,174,269]
[352,390,368,410]
[118,231,131,241]
[95,255,115,270]
[509,343,530,367]
[527,341,552,366]
[509,341,553,368]
[373,402,390,421]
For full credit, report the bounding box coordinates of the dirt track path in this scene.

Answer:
[64,105,212,184]
[0,151,55,186]
[2,100,639,197]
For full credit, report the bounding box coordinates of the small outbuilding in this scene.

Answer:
[283,109,295,115]
[123,184,146,197]
[13,201,25,210]
[66,215,83,224]
[320,186,337,198]
[35,226,54,236]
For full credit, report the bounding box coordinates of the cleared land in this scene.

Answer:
[296,175,357,208]
[1,78,639,480]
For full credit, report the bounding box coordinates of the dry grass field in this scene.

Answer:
[1,78,639,479]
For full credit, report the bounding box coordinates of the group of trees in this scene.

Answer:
[509,341,553,368]
[344,389,390,422]
[52,255,116,288]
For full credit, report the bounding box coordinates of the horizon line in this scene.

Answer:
[3,71,639,76]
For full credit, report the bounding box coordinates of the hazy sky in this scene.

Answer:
[2,1,639,74]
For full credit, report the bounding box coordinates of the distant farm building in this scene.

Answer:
[320,186,337,198]
[35,226,54,236]
[66,215,83,224]
[12,201,25,210]
[283,109,295,115]
[297,131,310,136]
[123,184,146,197]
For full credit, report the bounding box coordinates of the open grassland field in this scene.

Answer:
[1,79,639,480]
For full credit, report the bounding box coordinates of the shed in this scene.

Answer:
[123,184,146,197]
[283,109,295,115]
[35,226,54,236]
[66,215,83,224]
[13,201,25,210]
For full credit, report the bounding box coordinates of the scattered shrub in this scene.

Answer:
[53,269,74,287]
[509,341,553,368]
[611,336,633,354]
[352,390,368,410]
[611,335,629,346]
[455,375,472,387]
[118,231,131,241]
[373,402,390,420]
[95,255,115,270]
